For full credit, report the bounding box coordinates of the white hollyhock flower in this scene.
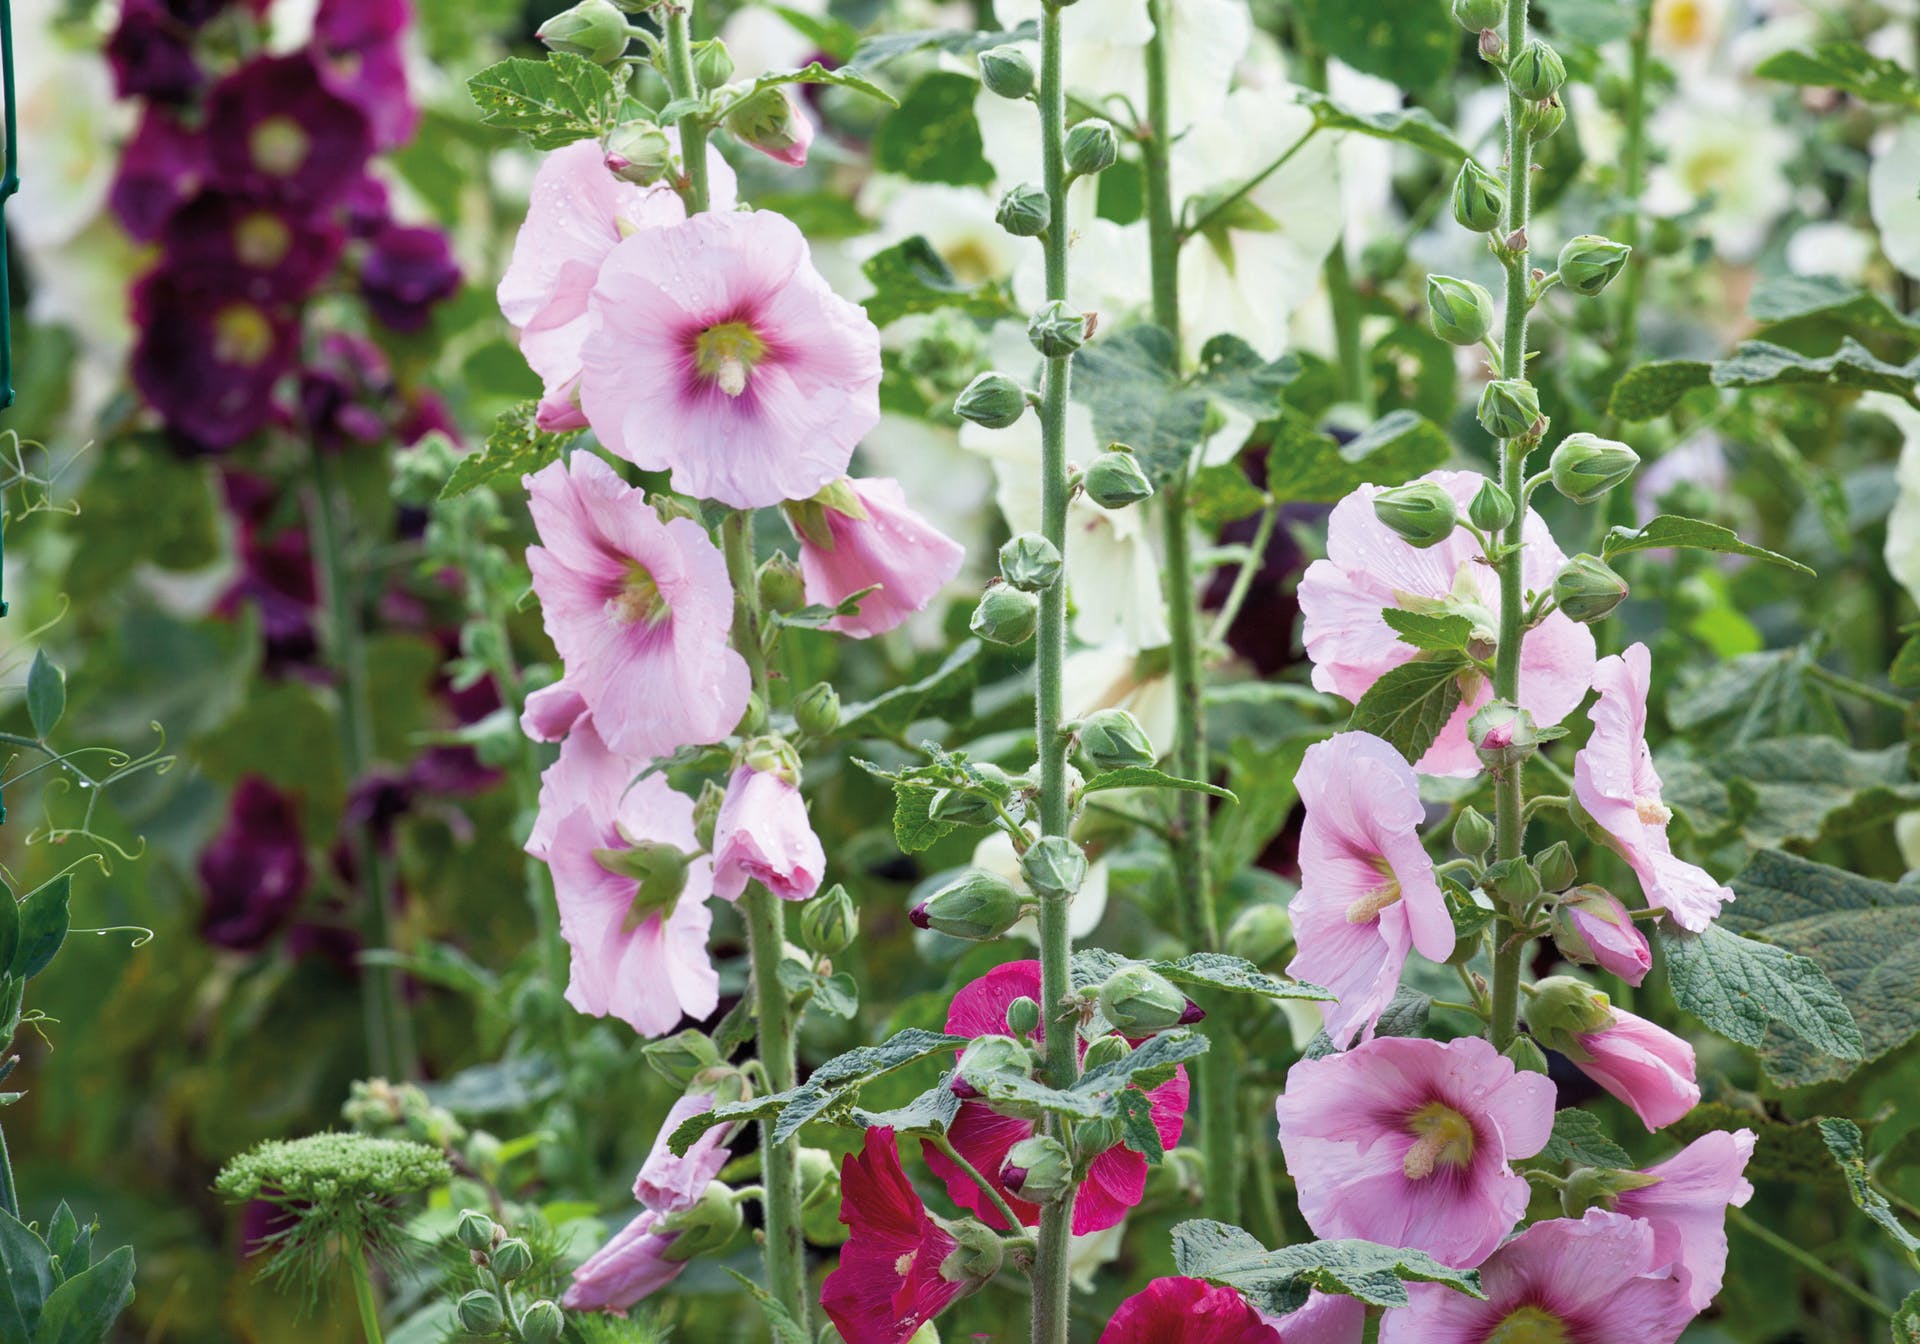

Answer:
[11,0,130,251]
[1645,79,1791,262]
[975,830,1110,943]
[854,179,1025,287]
[1871,121,1920,279]
[1064,643,1177,753]
[1868,392,1920,608]
[1786,221,1874,282]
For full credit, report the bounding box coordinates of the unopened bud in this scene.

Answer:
[971,585,1040,646]
[757,552,805,614]
[693,778,724,851]
[693,38,734,90]
[928,785,1001,827]
[455,1210,497,1252]
[491,1237,534,1280]
[658,1180,743,1260]
[742,735,803,785]
[1558,235,1633,298]
[1027,300,1086,358]
[911,869,1026,941]
[1550,884,1653,984]
[1503,1035,1550,1075]
[1535,841,1577,893]
[1077,708,1156,771]
[1527,974,1616,1057]
[520,1300,565,1344]
[978,44,1036,99]
[1081,1033,1132,1072]
[940,1217,1004,1285]
[1467,478,1514,533]
[1006,995,1041,1036]
[1019,836,1088,902]
[455,1290,506,1334]
[1225,903,1293,965]
[955,371,1030,429]
[736,691,769,737]
[1560,1164,1662,1218]
[1508,39,1566,99]
[1521,95,1567,141]
[1549,433,1639,503]
[997,183,1052,238]
[1373,480,1459,550]
[1427,274,1497,346]
[642,1030,724,1088]
[795,682,841,737]
[1097,966,1201,1035]
[725,87,812,167]
[536,0,629,63]
[999,533,1063,592]
[1482,856,1541,908]
[957,1034,1033,1089]
[1001,1135,1073,1203]
[1083,450,1154,508]
[604,121,672,184]
[801,883,858,954]
[1470,700,1539,773]
[1477,379,1541,441]
[1453,806,1494,857]
[1451,0,1503,29]
[1553,554,1629,625]
[1451,159,1507,234]
[1065,119,1120,176]
[1478,27,1504,60]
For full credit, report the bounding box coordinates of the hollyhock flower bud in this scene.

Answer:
[694,38,734,89]
[1372,480,1460,548]
[1020,836,1088,902]
[1614,1129,1757,1310]
[1508,39,1566,99]
[1528,975,1619,1052]
[1561,1164,1663,1219]
[490,1237,534,1279]
[957,1035,1034,1090]
[1083,450,1155,508]
[801,883,858,954]
[757,553,806,614]
[1521,94,1568,141]
[1451,159,1507,233]
[1454,805,1495,857]
[998,182,1052,237]
[1503,1035,1551,1075]
[972,585,1041,646]
[1451,0,1503,30]
[928,786,1002,827]
[724,86,814,167]
[1551,887,1653,985]
[1535,841,1578,893]
[1477,378,1542,440]
[455,1291,505,1333]
[605,121,674,184]
[1006,996,1042,1036]
[978,44,1036,99]
[520,1301,564,1344]
[1554,554,1630,625]
[1028,301,1088,357]
[1000,533,1063,592]
[1576,1004,1701,1131]
[956,372,1030,429]
[1482,857,1541,908]
[1559,234,1634,297]
[940,1217,1004,1285]
[911,869,1027,941]
[821,1129,970,1343]
[657,1180,743,1260]
[1225,904,1292,966]
[1001,1136,1073,1204]
[1550,432,1640,503]
[1098,967,1200,1034]
[1478,26,1504,60]
[456,1210,498,1251]
[711,764,825,902]
[536,0,630,63]
[1065,119,1121,176]
[1427,274,1496,346]
[1467,478,1514,533]
[1082,1033,1132,1073]
[796,682,841,737]
[641,1031,724,1088]
[1471,700,1539,773]
[1078,708,1157,771]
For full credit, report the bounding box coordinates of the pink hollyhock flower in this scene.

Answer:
[1102,1278,1279,1343]
[1571,1005,1701,1131]
[1551,886,1653,986]
[527,713,642,863]
[524,453,749,761]
[791,477,966,638]
[1614,1128,1757,1311]
[578,209,883,509]
[922,961,1188,1236]
[497,138,738,431]
[1297,471,1597,776]
[1378,1209,1696,1344]
[634,1088,737,1213]
[1286,732,1453,1048]
[1258,1293,1367,1344]
[562,1208,687,1311]
[710,764,826,902]
[1274,1034,1554,1269]
[821,1127,969,1344]
[521,678,588,742]
[1573,643,1734,931]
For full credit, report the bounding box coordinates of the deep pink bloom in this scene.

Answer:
[561,1209,687,1311]
[821,1128,967,1344]
[524,453,749,761]
[205,53,374,209]
[313,0,418,151]
[110,108,209,241]
[579,209,883,509]
[199,776,309,951]
[1286,732,1453,1048]
[1552,886,1653,986]
[1573,643,1733,932]
[1101,1278,1279,1344]
[634,1089,736,1213]
[521,677,589,743]
[131,269,298,451]
[360,223,460,331]
[793,477,966,637]
[1614,1129,1757,1311]
[497,138,736,431]
[710,765,826,902]
[1379,1210,1696,1344]
[1298,471,1596,776]
[922,961,1188,1236]
[1275,1034,1554,1269]
[1571,1005,1700,1131]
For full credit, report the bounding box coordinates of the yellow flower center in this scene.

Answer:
[1655,0,1706,47]
[212,304,276,367]
[605,563,670,627]
[249,116,311,178]
[1486,1305,1571,1344]
[1635,795,1671,826]
[1402,1102,1475,1180]
[234,211,294,268]
[694,320,767,398]
[1346,856,1401,925]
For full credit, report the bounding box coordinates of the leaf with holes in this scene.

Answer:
[1346,656,1468,765]
[441,402,573,500]
[467,53,619,149]
[1173,1221,1485,1315]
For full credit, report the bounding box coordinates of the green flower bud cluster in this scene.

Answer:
[535,0,629,63]
[972,583,1040,645]
[1083,450,1154,508]
[1075,708,1156,771]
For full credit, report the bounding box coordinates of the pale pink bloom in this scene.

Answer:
[1101,1278,1279,1343]
[524,453,749,761]
[578,209,882,509]
[1572,1005,1701,1131]
[527,713,640,862]
[1573,643,1734,931]
[1552,886,1654,986]
[498,137,737,430]
[562,1208,686,1311]
[1285,732,1453,1048]
[794,477,966,637]
[1275,1034,1554,1269]
[1381,1209,1695,1344]
[1615,1128,1757,1311]
[1298,470,1597,776]
[710,765,826,902]
[521,677,588,742]
[1258,1294,1367,1344]
[633,1089,736,1213]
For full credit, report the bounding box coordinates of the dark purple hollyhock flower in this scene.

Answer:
[160,191,344,303]
[217,471,322,672]
[321,39,418,149]
[298,332,396,450]
[106,0,203,103]
[359,223,460,331]
[131,268,299,451]
[339,173,391,238]
[315,0,409,53]
[109,108,208,241]
[205,52,373,209]
[199,776,310,951]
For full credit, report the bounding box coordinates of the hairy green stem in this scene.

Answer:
[347,1243,385,1344]
[931,1133,1028,1232]
[662,4,710,212]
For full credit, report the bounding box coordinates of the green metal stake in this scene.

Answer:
[0,0,16,618]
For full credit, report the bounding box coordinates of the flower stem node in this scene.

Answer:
[1000,533,1064,592]
[1552,554,1629,625]
[1065,120,1121,176]
[955,371,1031,429]
[1097,966,1201,1034]
[1006,995,1042,1036]
[911,869,1027,941]
[1451,0,1503,31]
[519,1301,565,1344]
[1468,478,1516,533]
[1557,236,1633,298]
[1470,700,1539,773]
[1077,708,1157,771]
[795,682,841,737]
[941,1217,1006,1286]
[978,45,1036,100]
[1501,1035,1550,1076]
[724,87,811,166]
[801,883,858,954]
[490,1237,534,1281]
[1527,975,1615,1056]
[1020,836,1089,903]
[1453,805,1495,857]
[658,1181,745,1261]
[1534,841,1577,894]
[535,0,629,63]
[1027,301,1088,358]
[1225,903,1293,965]
[604,121,673,185]
[1477,379,1542,441]
[1001,1136,1074,1204]
[1083,450,1155,508]
[1507,39,1566,100]
[997,183,1053,238]
[455,1290,506,1334]
[1451,160,1508,233]
[1549,433,1639,503]
[1427,275,1497,347]
[1372,480,1460,549]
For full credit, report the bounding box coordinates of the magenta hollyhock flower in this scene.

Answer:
[792,477,966,637]
[922,961,1188,1236]
[1615,1128,1757,1311]
[523,453,750,761]
[1570,1005,1701,1131]
[578,209,883,509]
[497,138,737,431]
[521,677,589,743]
[360,222,461,330]
[633,1089,736,1212]
[1285,732,1453,1048]
[821,1127,968,1344]
[205,53,374,209]
[1379,1209,1696,1344]
[199,776,310,951]
[1551,886,1653,986]
[316,24,417,150]
[1573,643,1733,932]
[1274,1034,1554,1269]
[1297,470,1597,776]
[562,1208,687,1311]
[131,269,299,451]
[106,0,204,103]
[710,765,826,902]
[160,192,344,303]
[297,332,397,450]
[110,108,210,241]
[1101,1278,1279,1343]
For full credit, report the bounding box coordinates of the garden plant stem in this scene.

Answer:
[348,1243,385,1344]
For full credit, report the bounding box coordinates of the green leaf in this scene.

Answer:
[0,1210,53,1340]
[1117,1090,1164,1162]
[666,1093,789,1156]
[1345,656,1468,766]
[1655,922,1862,1064]
[1300,89,1467,160]
[1263,411,1451,505]
[1660,737,1919,850]
[11,878,69,982]
[741,60,897,108]
[25,652,64,740]
[1755,41,1920,107]
[33,1246,134,1344]
[773,1029,969,1142]
[1606,360,1714,420]
[1382,609,1475,654]
[1189,463,1269,530]
[1896,1289,1920,1344]
[466,53,619,149]
[1080,767,1238,802]
[852,1077,963,1137]
[1892,634,1920,690]
[859,236,1016,328]
[812,972,859,1020]
[1712,337,1920,401]
[0,892,18,983]
[1073,1029,1211,1103]
[721,1268,811,1344]
[1819,1118,1920,1255]
[1666,645,1844,745]
[1535,0,1638,45]
[886,783,955,854]
[1148,952,1333,1002]
[417,1055,564,1116]
[1304,986,1430,1060]
[1071,325,1208,487]
[1748,273,1920,346]
[848,21,1036,70]
[1192,335,1310,420]
[1537,1109,1634,1169]
[1172,1221,1486,1315]
[873,72,994,186]
[1292,0,1456,89]
[968,1071,1111,1121]
[440,402,573,500]
[1601,515,1813,575]
[837,641,981,739]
